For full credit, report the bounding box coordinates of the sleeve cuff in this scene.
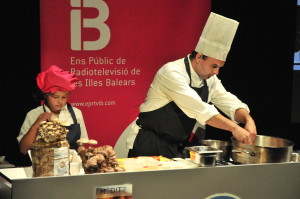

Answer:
[196,104,220,125]
[229,103,250,123]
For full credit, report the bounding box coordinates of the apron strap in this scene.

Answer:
[184,57,193,87]
[184,56,208,103]
[42,103,46,112]
[67,103,77,124]
[184,56,208,144]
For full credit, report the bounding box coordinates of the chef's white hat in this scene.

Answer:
[195,12,239,61]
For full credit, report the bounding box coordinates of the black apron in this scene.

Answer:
[129,56,208,158]
[43,103,81,150]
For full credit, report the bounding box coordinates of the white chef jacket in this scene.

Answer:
[126,56,249,149]
[17,104,89,142]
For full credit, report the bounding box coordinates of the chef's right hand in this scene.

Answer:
[33,112,53,126]
[231,125,254,145]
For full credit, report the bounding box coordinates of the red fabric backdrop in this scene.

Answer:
[40,0,211,147]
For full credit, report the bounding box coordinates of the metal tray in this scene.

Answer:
[185,146,223,166]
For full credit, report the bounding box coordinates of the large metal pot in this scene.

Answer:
[231,135,294,164]
[200,140,232,162]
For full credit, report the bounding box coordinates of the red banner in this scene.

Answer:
[40,0,210,149]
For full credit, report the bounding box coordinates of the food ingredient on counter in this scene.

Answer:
[77,138,98,146]
[31,120,71,177]
[118,156,199,172]
[78,145,125,173]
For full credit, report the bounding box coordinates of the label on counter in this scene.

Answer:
[95,184,132,199]
[54,157,69,176]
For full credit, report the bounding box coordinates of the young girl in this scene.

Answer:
[17,65,88,154]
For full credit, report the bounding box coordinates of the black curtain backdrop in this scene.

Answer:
[0,0,299,166]
[0,0,40,166]
[208,0,299,146]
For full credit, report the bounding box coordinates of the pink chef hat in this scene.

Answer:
[36,65,79,93]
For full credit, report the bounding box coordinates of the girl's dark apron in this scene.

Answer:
[43,103,81,150]
[128,56,208,158]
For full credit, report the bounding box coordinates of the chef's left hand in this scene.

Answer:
[244,119,257,144]
[234,109,257,144]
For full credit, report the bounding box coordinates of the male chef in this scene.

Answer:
[125,12,257,158]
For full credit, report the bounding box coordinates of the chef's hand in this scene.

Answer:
[233,109,257,144]
[231,125,254,145]
[33,112,53,127]
[244,119,257,143]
